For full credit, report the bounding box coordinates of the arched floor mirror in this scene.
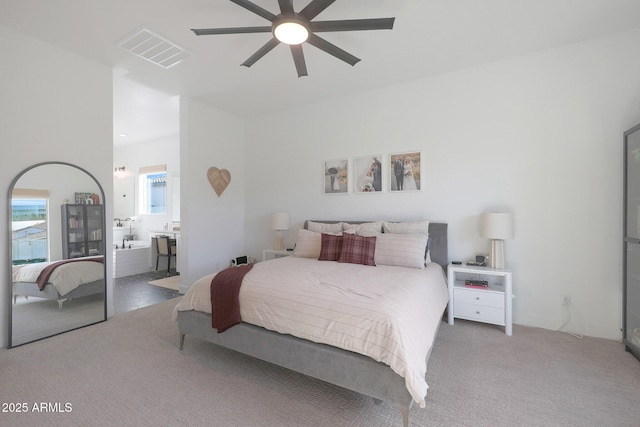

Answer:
[8,162,107,348]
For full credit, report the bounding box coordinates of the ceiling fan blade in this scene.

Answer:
[230,0,276,22]
[241,37,280,68]
[307,33,360,66]
[310,18,395,32]
[290,44,308,77]
[191,26,272,36]
[299,0,336,20]
[278,0,294,15]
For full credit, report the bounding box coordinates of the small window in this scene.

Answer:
[139,165,167,214]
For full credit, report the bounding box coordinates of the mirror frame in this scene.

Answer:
[7,161,107,348]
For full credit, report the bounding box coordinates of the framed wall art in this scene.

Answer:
[323,158,349,194]
[389,151,421,192]
[354,155,383,193]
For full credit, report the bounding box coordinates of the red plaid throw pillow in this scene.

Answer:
[318,233,343,261]
[338,232,377,266]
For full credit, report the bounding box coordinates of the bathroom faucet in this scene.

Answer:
[114,218,123,227]
[122,239,126,249]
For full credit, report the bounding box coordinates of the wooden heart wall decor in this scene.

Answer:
[207,167,231,197]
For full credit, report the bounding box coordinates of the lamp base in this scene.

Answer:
[274,230,284,251]
[489,239,506,269]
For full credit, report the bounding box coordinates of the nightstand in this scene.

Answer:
[262,249,292,261]
[447,263,513,336]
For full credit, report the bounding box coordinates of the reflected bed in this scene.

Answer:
[12,256,105,310]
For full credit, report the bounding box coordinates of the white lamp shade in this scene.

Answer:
[480,212,514,240]
[271,212,290,231]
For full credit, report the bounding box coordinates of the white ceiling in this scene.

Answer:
[2,0,640,146]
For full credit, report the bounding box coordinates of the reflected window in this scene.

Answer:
[11,189,49,265]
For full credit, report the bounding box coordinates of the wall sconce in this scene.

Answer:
[480,212,514,269]
[114,166,126,177]
[271,212,290,251]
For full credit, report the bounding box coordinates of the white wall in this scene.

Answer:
[0,25,113,348]
[244,28,640,340]
[179,98,246,293]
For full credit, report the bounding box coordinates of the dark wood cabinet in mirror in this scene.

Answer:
[8,162,107,348]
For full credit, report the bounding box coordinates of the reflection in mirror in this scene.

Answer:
[9,162,107,348]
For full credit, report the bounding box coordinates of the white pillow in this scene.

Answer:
[307,221,343,233]
[342,221,383,237]
[374,233,429,269]
[293,229,322,258]
[382,219,430,235]
[382,219,431,263]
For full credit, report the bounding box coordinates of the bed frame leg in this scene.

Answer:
[57,299,66,311]
[393,403,409,427]
[179,333,185,351]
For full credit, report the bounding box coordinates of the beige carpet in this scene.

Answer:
[147,275,180,290]
[2,298,640,426]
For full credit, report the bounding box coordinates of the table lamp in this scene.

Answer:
[480,212,514,269]
[271,212,290,251]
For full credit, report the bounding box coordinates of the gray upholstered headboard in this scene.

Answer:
[303,220,448,269]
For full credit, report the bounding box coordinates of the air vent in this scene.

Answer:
[117,27,189,69]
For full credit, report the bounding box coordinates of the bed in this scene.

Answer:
[174,220,448,426]
[12,256,105,310]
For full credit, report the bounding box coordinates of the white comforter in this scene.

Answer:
[173,256,449,407]
[12,257,104,296]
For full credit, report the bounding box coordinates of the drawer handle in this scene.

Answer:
[475,311,480,315]
[475,297,480,300]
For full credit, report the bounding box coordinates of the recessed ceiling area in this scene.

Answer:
[113,70,179,147]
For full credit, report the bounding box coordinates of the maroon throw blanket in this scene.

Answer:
[35,257,104,290]
[210,264,254,332]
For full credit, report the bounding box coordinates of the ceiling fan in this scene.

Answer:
[191,0,395,77]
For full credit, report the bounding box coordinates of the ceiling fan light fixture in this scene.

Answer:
[191,0,396,76]
[274,20,309,45]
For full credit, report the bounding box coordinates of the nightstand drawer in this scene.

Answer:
[454,302,505,325]
[454,288,505,309]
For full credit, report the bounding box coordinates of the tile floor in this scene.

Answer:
[113,271,181,314]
